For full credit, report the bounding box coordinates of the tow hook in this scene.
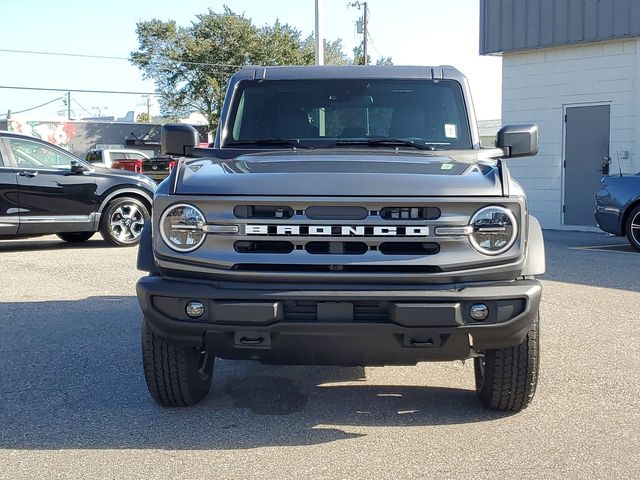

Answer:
[198,342,214,377]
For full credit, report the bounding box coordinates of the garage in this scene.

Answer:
[481,0,640,229]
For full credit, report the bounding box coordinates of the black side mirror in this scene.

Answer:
[161,124,199,156]
[497,124,539,158]
[70,159,87,174]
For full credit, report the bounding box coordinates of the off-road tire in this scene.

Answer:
[625,205,640,252]
[474,312,540,412]
[56,232,95,243]
[141,318,213,407]
[99,196,150,247]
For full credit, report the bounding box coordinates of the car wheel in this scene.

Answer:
[141,318,213,407]
[625,205,640,252]
[474,312,540,412]
[99,196,150,247]
[56,232,95,243]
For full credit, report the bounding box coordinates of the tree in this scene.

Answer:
[136,112,150,123]
[131,7,353,134]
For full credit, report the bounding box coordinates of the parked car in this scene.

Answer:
[85,148,151,169]
[138,156,177,182]
[136,65,545,412]
[595,174,640,251]
[0,131,156,246]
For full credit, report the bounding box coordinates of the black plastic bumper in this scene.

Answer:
[136,276,542,366]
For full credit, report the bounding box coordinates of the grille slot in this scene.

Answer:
[232,264,442,274]
[283,301,389,322]
[380,207,441,220]
[234,241,294,254]
[234,205,294,219]
[305,206,368,220]
[379,242,440,255]
[305,242,368,255]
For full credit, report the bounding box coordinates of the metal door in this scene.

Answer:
[0,141,20,235]
[564,105,610,226]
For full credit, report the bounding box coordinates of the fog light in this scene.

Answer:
[470,304,489,321]
[186,301,205,318]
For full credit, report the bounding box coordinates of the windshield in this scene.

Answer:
[227,79,472,150]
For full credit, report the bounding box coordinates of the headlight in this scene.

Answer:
[160,204,207,252]
[469,206,518,255]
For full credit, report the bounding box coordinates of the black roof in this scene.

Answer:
[233,65,467,82]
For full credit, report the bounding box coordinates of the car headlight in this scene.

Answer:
[159,204,207,252]
[469,206,518,255]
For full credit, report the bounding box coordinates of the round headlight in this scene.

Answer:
[160,204,207,252]
[469,206,518,255]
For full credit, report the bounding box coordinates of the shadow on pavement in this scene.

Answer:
[0,236,110,252]
[0,296,504,450]
[540,230,640,292]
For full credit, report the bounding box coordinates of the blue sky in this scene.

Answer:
[0,0,501,122]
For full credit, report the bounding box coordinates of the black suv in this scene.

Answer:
[0,131,156,246]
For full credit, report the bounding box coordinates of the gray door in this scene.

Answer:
[564,105,610,226]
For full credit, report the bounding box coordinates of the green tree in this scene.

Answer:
[131,7,353,133]
[136,112,150,123]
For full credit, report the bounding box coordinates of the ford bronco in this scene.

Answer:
[136,66,544,411]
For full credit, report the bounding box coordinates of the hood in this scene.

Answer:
[175,151,502,197]
[91,165,157,189]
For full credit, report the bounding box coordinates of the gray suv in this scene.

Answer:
[136,66,545,412]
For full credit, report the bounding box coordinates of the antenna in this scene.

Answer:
[616,151,623,177]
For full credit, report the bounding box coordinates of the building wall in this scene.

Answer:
[502,37,640,228]
[481,0,640,55]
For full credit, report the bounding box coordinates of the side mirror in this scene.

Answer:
[497,124,538,158]
[161,124,198,156]
[70,159,87,174]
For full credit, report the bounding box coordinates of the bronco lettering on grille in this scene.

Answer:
[244,225,429,237]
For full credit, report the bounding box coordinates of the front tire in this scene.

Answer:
[99,196,150,247]
[625,205,640,252]
[56,232,95,243]
[141,318,213,407]
[474,312,540,412]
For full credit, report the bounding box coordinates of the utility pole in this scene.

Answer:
[146,96,151,118]
[315,0,324,65]
[349,1,369,65]
[66,91,71,120]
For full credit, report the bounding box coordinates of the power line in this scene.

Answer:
[0,96,64,117]
[0,85,159,95]
[0,48,243,69]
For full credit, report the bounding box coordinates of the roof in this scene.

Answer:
[235,65,467,82]
[480,0,640,55]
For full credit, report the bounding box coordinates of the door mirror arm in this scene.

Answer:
[70,160,88,174]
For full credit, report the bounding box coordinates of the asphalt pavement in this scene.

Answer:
[0,230,639,479]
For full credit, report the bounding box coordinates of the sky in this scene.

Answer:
[0,0,502,123]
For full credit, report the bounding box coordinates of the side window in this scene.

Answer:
[110,153,130,162]
[7,138,77,170]
[128,153,146,161]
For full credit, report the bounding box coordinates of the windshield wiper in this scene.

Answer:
[226,138,314,150]
[335,138,435,151]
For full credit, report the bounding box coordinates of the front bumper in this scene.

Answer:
[136,276,542,366]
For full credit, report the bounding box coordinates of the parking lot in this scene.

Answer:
[1,230,639,479]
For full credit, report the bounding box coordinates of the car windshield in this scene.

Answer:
[227,79,473,150]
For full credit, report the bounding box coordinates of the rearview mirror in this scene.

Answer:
[497,124,538,158]
[161,124,199,156]
[70,160,87,174]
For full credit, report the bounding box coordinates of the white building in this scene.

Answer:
[481,0,640,229]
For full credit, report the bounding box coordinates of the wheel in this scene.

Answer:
[474,312,540,412]
[141,318,213,407]
[56,232,95,243]
[99,196,150,247]
[625,205,640,252]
